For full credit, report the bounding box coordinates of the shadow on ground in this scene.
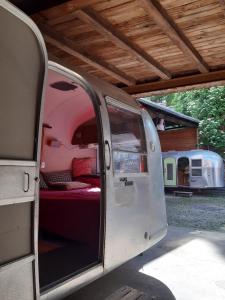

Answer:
[65,225,225,300]
[65,264,176,300]
[64,195,225,299]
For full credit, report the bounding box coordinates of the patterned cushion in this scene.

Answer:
[72,158,93,178]
[43,170,72,184]
[40,173,48,189]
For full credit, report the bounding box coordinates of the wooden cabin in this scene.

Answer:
[139,99,199,152]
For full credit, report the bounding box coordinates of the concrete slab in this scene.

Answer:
[139,226,225,300]
[64,226,225,300]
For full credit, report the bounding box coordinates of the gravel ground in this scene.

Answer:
[166,195,225,232]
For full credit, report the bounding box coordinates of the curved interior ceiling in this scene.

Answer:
[45,69,95,141]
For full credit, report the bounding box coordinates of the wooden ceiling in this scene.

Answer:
[30,0,225,96]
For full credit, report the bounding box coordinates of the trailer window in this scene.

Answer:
[192,169,202,176]
[191,159,202,167]
[107,103,147,173]
[191,159,202,176]
[167,163,174,180]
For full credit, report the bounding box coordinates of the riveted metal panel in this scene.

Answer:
[0,260,34,300]
[0,2,46,161]
[0,165,36,203]
[100,97,167,270]
[0,202,32,265]
[0,0,48,299]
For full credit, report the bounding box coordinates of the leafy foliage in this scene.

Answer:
[145,87,225,157]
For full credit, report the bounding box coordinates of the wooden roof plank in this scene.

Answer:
[140,0,210,73]
[32,0,105,21]
[71,7,172,80]
[39,24,136,86]
[123,69,225,96]
[219,0,225,16]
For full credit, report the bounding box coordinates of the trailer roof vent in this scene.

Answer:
[50,81,77,91]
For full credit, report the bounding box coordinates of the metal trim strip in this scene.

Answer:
[105,96,141,114]
[41,265,103,300]
[0,160,36,166]
[0,196,34,206]
[0,255,35,273]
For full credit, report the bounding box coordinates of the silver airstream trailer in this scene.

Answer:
[163,150,224,189]
[0,1,167,300]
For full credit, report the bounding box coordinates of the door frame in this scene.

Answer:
[105,95,149,179]
[0,1,48,299]
[102,95,160,270]
[40,62,105,300]
[164,157,177,186]
[177,156,190,187]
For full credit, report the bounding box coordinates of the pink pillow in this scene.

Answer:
[72,158,93,177]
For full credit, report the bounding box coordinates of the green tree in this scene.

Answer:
[146,87,225,157]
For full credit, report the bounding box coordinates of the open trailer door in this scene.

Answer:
[102,96,167,270]
[0,1,47,299]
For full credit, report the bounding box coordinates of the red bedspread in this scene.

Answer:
[39,187,101,251]
[40,187,100,200]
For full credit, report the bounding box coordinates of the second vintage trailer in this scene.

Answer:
[163,150,224,189]
[0,1,167,300]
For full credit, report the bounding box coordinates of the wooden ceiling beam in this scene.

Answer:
[219,0,225,7]
[74,7,171,80]
[123,69,225,96]
[140,0,209,74]
[32,0,105,23]
[219,0,225,16]
[39,24,136,86]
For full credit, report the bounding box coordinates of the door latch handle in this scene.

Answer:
[105,140,111,170]
[24,172,30,192]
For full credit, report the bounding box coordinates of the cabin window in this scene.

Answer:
[167,163,174,180]
[191,159,202,176]
[191,159,202,167]
[107,103,147,174]
[192,168,202,176]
